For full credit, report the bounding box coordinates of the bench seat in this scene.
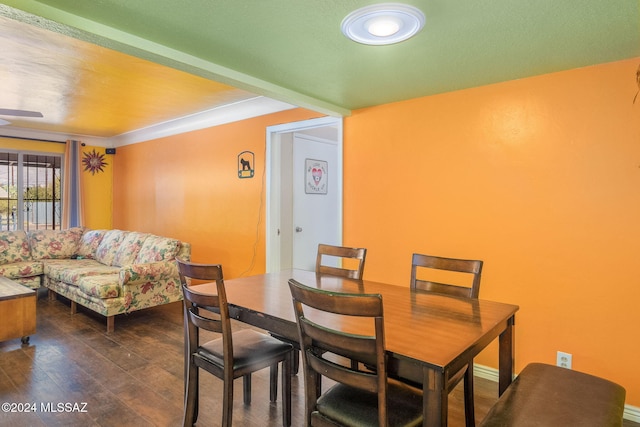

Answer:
[480,363,625,427]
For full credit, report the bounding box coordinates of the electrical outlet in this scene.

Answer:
[557,351,572,369]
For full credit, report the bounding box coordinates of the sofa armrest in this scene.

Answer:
[119,260,178,287]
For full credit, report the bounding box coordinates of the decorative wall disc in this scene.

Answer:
[82,149,108,174]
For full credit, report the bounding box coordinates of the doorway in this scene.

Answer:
[266,116,343,272]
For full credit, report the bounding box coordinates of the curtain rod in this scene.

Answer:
[0,134,85,145]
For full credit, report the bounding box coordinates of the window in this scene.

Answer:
[0,151,62,230]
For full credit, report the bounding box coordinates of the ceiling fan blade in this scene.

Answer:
[0,109,43,118]
[0,119,10,126]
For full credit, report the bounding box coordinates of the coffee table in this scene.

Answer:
[0,277,36,344]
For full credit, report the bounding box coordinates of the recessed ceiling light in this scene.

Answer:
[341,3,425,46]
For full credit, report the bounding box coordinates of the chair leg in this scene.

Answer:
[243,373,252,404]
[223,372,234,427]
[270,363,278,402]
[183,360,198,426]
[463,363,476,427]
[193,369,199,424]
[281,353,292,427]
[272,350,300,377]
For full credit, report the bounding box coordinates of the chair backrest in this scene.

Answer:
[410,253,483,299]
[288,278,387,425]
[177,259,233,364]
[315,243,367,280]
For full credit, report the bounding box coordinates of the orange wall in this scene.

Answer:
[343,58,640,405]
[112,58,640,406]
[112,108,322,278]
[81,146,113,229]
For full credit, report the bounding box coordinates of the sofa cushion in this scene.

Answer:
[13,275,41,290]
[44,258,118,286]
[50,264,119,286]
[77,274,120,299]
[95,230,128,266]
[28,227,84,260]
[135,235,179,263]
[112,232,149,267]
[0,230,32,264]
[42,258,104,277]
[0,260,43,279]
[77,229,107,259]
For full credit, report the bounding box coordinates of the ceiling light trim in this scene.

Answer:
[341,3,425,46]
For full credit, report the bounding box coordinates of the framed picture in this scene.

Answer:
[305,158,328,194]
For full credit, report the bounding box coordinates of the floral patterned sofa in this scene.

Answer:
[0,228,190,332]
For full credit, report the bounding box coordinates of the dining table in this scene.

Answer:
[189,269,519,427]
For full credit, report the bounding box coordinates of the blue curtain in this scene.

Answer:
[62,140,84,228]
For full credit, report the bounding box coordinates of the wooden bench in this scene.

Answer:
[480,363,626,427]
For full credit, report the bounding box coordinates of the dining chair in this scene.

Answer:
[316,243,369,369]
[272,243,368,377]
[410,252,483,427]
[315,243,367,280]
[288,278,423,427]
[177,259,293,427]
[410,252,483,299]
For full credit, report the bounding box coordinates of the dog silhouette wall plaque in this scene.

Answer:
[238,151,255,179]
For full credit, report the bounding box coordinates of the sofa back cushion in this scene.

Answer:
[95,230,128,266]
[77,229,107,259]
[28,227,83,260]
[135,235,180,263]
[176,241,191,262]
[0,230,32,264]
[112,232,149,267]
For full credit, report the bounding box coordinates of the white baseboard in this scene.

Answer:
[473,363,501,382]
[473,363,640,423]
[626,406,640,424]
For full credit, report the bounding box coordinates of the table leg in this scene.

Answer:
[498,316,515,395]
[424,367,447,426]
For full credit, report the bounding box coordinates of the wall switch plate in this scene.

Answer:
[557,351,572,369]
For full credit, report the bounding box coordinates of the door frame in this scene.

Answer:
[265,116,343,273]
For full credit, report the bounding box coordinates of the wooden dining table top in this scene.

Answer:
[190,269,519,373]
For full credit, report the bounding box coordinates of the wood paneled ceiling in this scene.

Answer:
[0,1,638,143]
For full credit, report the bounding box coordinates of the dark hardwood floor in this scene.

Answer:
[0,289,636,426]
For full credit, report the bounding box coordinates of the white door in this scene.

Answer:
[291,134,340,270]
[266,117,343,272]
